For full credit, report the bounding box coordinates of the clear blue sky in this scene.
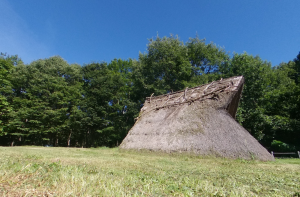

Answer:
[1,0,299,66]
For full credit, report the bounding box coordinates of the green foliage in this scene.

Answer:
[218,52,300,148]
[137,35,192,95]
[134,35,229,101]
[7,56,83,146]
[271,140,296,152]
[0,54,18,135]
[0,37,299,150]
[187,36,229,75]
[229,54,274,141]
[81,59,139,147]
[289,52,300,84]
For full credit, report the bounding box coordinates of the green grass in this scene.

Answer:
[0,147,299,196]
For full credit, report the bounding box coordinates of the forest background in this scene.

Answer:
[1,35,299,151]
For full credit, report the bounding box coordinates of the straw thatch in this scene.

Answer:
[120,76,274,161]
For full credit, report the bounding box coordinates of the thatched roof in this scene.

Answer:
[120,76,274,161]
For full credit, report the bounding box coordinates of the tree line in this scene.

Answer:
[1,36,299,151]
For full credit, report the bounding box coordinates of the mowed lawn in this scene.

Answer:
[0,147,299,196]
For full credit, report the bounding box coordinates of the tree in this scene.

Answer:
[265,52,300,149]
[0,54,14,136]
[219,53,273,142]
[7,56,83,146]
[293,52,300,84]
[107,59,140,145]
[1,37,298,150]
[219,52,300,149]
[187,37,229,74]
[81,61,133,147]
[137,35,192,96]
[134,35,229,101]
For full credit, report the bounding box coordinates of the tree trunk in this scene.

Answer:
[68,130,72,147]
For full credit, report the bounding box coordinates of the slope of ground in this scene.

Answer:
[0,147,299,196]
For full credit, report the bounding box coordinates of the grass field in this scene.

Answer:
[0,147,299,196]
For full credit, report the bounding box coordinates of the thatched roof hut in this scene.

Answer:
[120,76,274,161]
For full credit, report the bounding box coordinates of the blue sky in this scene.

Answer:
[1,0,299,66]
